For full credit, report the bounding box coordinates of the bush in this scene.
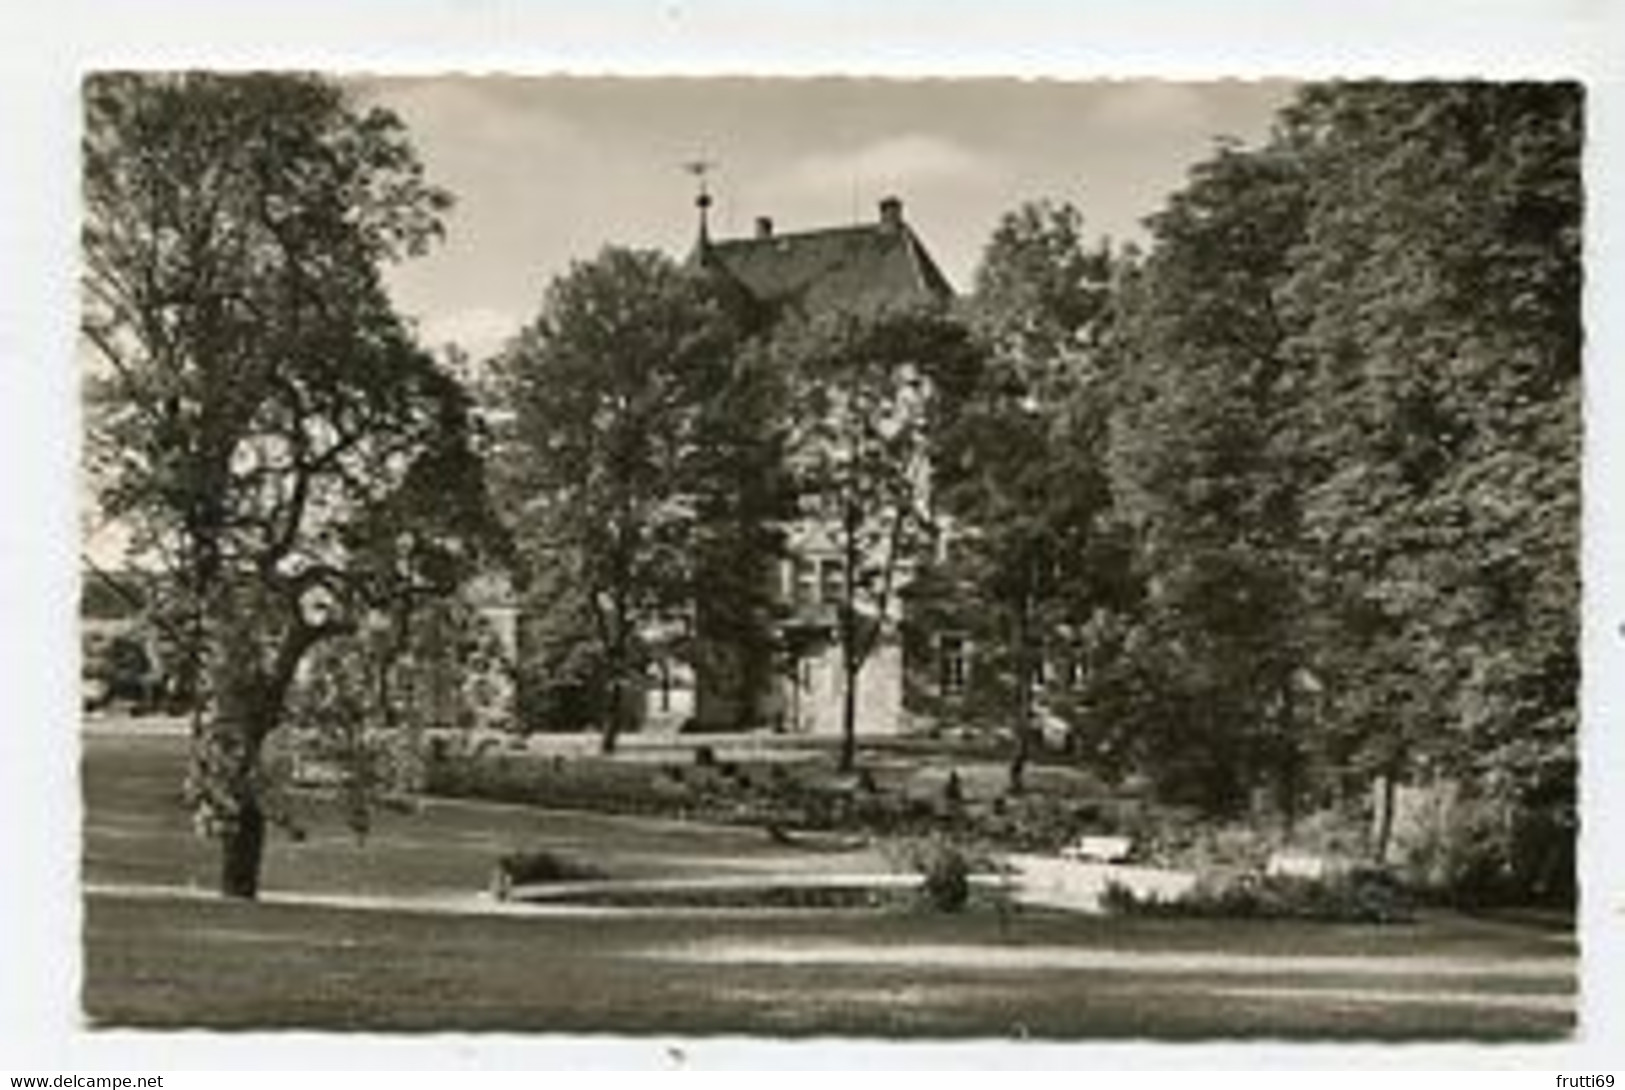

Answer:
[1397,787,1575,909]
[562,883,906,910]
[889,837,983,913]
[491,849,606,898]
[1115,806,1373,875]
[1103,866,1412,924]
[426,749,675,814]
[974,792,1092,851]
[1099,878,1147,916]
[1122,811,1264,871]
[920,844,971,912]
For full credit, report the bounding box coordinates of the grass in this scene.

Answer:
[81,723,1577,1038]
[83,729,892,897]
[83,894,1575,1038]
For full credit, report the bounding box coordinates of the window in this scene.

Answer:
[939,634,968,695]
[1030,650,1048,690]
[792,557,816,606]
[818,558,846,604]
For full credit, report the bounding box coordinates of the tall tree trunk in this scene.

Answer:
[1374,752,1402,863]
[837,512,860,773]
[205,668,273,900]
[219,790,266,899]
[1277,678,1299,837]
[1008,643,1030,796]
[839,646,858,772]
[737,635,768,731]
[200,598,306,901]
[1008,580,1034,796]
[601,600,628,755]
[601,675,623,755]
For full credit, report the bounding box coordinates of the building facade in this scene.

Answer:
[684,194,955,738]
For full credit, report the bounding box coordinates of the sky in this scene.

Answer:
[80,76,1294,568]
[356,77,1297,362]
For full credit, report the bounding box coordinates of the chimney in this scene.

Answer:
[755,215,774,239]
[878,196,904,231]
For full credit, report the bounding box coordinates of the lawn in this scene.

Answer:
[81,722,1577,1038]
[82,725,894,897]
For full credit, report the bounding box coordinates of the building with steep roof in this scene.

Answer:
[680,194,956,737]
[694,197,953,319]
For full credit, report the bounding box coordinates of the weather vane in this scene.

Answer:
[682,157,717,200]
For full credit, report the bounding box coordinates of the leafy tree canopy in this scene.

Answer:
[82,72,492,897]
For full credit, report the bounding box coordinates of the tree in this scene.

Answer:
[82,73,492,898]
[777,308,971,771]
[936,200,1122,792]
[492,248,745,752]
[685,333,799,730]
[1100,83,1581,893]
[1108,139,1314,819]
[971,199,1115,388]
[1278,82,1581,889]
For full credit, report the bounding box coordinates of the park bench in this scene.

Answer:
[1060,834,1134,863]
[1265,851,1328,880]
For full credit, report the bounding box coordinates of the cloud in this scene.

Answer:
[770,133,1003,200]
[1087,83,1209,133]
[355,77,583,163]
[418,306,523,362]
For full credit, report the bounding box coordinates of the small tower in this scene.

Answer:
[683,157,717,251]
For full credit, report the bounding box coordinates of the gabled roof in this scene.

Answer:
[693,199,954,319]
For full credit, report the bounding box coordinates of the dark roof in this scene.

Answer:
[695,213,954,318]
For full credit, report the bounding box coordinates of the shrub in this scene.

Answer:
[1102,866,1412,924]
[561,883,907,911]
[979,792,1080,851]
[889,837,984,913]
[1099,878,1143,916]
[426,749,683,816]
[919,843,971,912]
[1397,787,1575,909]
[491,849,606,898]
